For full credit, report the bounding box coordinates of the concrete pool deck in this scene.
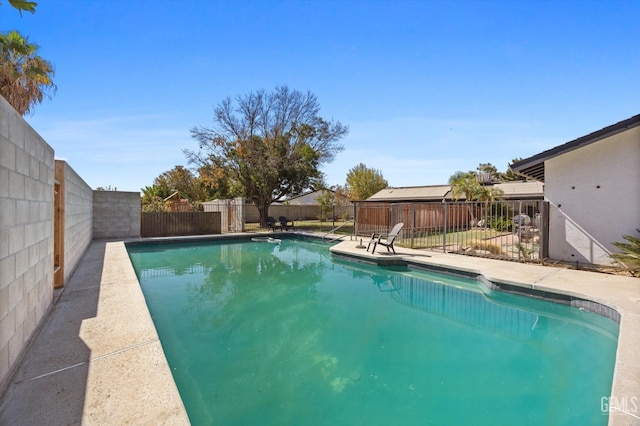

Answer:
[0,240,189,425]
[0,236,638,425]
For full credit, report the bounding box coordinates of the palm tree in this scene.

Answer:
[611,230,640,276]
[0,30,56,115]
[450,174,482,226]
[450,174,481,202]
[477,185,504,227]
[477,185,504,204]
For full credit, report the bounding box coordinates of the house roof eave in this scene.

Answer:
[510,113,640,182]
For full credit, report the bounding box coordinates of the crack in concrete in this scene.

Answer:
[14,338,160,385]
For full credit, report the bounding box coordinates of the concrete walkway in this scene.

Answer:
[0,240,189,425]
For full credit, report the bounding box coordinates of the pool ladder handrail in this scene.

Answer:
[322,219,354,242]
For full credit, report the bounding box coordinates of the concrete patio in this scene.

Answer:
[0,240,188,425]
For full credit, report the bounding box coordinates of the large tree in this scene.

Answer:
[449,160,528,186]
[345,163,388,200]
[185,86,348,225]
[142,165,210,211]
[502,157,526,181]
[0,30,56,115]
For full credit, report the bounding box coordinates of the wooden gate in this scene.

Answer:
[54,180,64,288]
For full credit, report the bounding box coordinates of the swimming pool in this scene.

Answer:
[127,237,618,425]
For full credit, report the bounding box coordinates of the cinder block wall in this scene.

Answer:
[0,97,55,389]
[56,160,93,283]
[93,191,140,239]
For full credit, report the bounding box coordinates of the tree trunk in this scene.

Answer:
[256,202,271,227]
[467,202,477,228]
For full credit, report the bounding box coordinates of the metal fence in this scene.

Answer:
[173,198,549,263]
[354,200,549,262]
[244,203,354,222]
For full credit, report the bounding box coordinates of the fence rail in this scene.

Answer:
[141,212,221,237]
[355,200,548,262]
[153,198,548,264]
[243,203,354,222]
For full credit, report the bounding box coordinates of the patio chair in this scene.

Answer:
[278,216,294,231]
[367,223,404,254]
[266,216,277,231]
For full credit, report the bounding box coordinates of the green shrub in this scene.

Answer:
[490,216,513,232]
[610,229,640,276]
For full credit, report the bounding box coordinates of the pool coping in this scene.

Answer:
[329,239,640,426]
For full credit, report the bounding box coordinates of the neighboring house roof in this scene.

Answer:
[365,182,543,202]
[283,189,335,205]
[511,114,640,182]
[163,191,190,202]
[366,185,451,202]
[493,181,544,199]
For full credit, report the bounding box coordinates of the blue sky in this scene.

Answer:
[3,0,639,192]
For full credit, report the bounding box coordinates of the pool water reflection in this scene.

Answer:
[127,238,618,425]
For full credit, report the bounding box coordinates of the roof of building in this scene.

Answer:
[163,191,190,202]
[364,181,543,202]
[510,114,640,182]
[493,181,544,198]
[366,185,452,202]
[282,189,336,205]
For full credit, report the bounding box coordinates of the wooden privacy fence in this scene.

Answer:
[355,202,470,236]
[141,212,221,237]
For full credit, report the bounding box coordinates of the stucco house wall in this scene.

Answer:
[544,126,640,265]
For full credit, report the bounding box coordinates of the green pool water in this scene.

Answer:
[126,238,618,425]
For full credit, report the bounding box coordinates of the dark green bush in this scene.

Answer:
[490,216,513,232]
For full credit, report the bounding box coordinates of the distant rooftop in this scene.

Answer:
[493,181,544,198]
[279,189,336,205]
[366,185,451,202]
[365,181,543,202]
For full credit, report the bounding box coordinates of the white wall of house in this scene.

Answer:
[545,126,640,265]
